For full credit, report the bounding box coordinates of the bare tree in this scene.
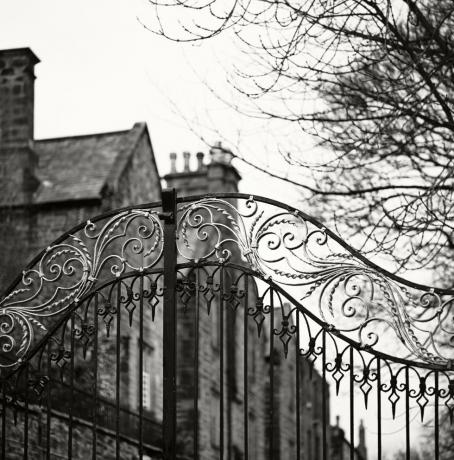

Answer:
[393,447,424,460]
[146,0,454,279]
[422,412,454,460]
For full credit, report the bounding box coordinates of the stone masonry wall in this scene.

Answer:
[1,403,162,460]
[107,130,161,210]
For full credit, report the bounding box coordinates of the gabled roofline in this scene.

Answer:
[0,47,40,65]
[104,122,162,197]
[139,122,162,192]
[35,122,162,203]
[35,128,131,143]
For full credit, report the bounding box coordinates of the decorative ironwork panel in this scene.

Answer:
[177,195,454,368]
[0,205,164,369]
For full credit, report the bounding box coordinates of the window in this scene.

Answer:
[151,372,161,415]
[142,368,151,410]
[211,303,221,350]
[307,429,312,460]
[139,339,155,412]
[210,391,220,448]
[315,433,320,460]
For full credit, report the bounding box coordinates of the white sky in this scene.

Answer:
[0,1,434,458]
[0,0,304,203]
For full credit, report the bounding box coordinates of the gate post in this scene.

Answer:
[161,188,178,460]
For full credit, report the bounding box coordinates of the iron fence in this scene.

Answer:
[0,190,453,459]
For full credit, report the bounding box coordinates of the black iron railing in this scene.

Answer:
[1,190,454,460]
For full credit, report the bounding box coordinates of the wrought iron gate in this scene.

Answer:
[1,190,453,460]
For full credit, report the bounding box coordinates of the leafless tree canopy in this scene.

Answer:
[147,0,454,279]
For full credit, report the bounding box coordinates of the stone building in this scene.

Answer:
[0,46,164,459]
[0,47,161,291]
[0,47,366,459]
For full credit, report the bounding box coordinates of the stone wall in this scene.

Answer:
[106,127,161,210]
[1,402,162,459]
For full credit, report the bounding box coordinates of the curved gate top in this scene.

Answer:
[1,190,453,460]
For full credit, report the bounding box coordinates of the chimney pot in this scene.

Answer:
[196,151,204,171]
[183,151,191,172]
[170,152,177,173]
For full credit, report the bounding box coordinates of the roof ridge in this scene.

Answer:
[35,128,132,143]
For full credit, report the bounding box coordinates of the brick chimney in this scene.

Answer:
[0,48,40,205]
[163,141,241,196]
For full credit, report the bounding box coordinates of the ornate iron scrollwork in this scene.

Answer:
[0,209,163,368]
[177,196,454,367]
[1,194,453,369]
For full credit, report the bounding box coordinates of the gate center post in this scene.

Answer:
[161,188,178,460]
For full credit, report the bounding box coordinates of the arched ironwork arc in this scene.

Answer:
[0,204,165,369]
[175,195,454,367]
[176,261,451,371]
[1,192,454,371]
[178,193,454,296]
[1,267,164,380]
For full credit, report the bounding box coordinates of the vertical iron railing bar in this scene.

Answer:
[1,381,5,459]
[193,267,200,459]
[243,274,249,460]
[43,341,52,460]
[220,265,225,460]
[296,311,301,460]
[115,281,121,460]
[350,346,354,460]
[68,313,75,460]
[23,361,29,460]
[322,330,327,460]
[435,371,439,460]
[405,366,410,460]
[377,357,382,460]
[226,272,233,460]
[161,188,178,460]
[269,290,274,460]
[45,342,52,460]
[0,381,4,459]
[139,274,144,460]
[92,294,99,460]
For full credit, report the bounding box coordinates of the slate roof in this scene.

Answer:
[33,122,151,205]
